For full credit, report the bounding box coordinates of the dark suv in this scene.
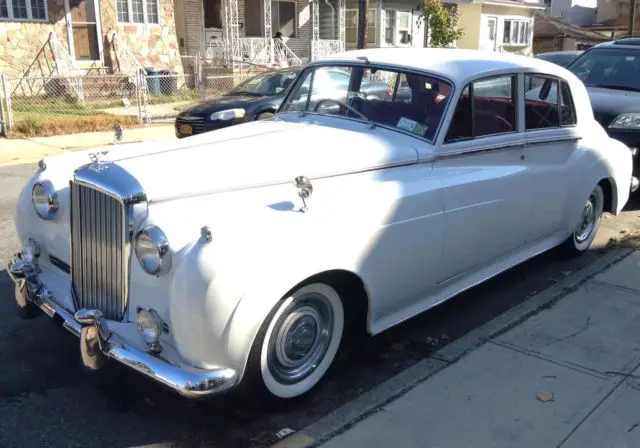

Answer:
[566,37,640,161]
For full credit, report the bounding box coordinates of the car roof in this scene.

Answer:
[317,47,577,84]
[591,36,640,49]
[537,50,583,56]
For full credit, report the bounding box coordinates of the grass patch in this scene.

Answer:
[9,112,142,138]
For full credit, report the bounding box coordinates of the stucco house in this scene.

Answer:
[453,0,546,56]
[548,0,597,26]
[0,0,183,77]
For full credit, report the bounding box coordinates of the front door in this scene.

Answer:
[67,0,101,61]
[480,16,498,52]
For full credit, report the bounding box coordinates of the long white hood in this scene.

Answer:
[42,116,422,202]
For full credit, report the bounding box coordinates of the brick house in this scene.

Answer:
[0,0,182,77]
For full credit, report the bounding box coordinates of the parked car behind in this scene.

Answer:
[175,68,300,138]
[8,48,637,402]
[566,37,640,161]
[536,50,583,67]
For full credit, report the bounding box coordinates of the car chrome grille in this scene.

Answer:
[175,116,205,135]
[70,182,128,320]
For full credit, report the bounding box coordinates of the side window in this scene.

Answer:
[524,75,560,130]
[560,82,577,126]
[445,75,516,142]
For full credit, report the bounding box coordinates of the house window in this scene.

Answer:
[0,0,48,20]
[272,0,297,38]
[346,8,376,45]
[383,9,410,45]
[503,19,531,45]
[117,0,160,24]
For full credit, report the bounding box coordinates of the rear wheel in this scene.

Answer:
[559,184,604,257]
[247,283,344,399]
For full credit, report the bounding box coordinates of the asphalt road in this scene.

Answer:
[1,163,640,447]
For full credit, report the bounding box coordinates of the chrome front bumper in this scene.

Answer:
[7,252,239,398]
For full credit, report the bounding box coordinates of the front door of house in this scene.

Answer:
[67,0,101,61]
[480,16,498,52]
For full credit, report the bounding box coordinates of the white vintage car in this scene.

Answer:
[8,48,638,400]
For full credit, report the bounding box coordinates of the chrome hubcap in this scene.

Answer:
[268,293,334,384]
[575,193,597,243]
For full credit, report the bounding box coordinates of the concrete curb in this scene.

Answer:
[271,247,634,448]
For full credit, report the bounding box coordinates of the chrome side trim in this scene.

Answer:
[432,142,526,161]
[7,252,239,398]
[525,136,582,147]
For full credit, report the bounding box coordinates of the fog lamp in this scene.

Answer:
[630,147,639,158]
[136,309,163,353]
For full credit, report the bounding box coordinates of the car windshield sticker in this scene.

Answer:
[397,117,428,137]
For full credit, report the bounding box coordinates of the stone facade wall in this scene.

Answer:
[101,0,183,73]
[0,0,69,77]
[0,0,181,77]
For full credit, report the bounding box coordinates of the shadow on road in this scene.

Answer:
[0,240,615,447]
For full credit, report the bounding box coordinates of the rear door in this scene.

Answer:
[523,74,581,243]
[434,74,533,283]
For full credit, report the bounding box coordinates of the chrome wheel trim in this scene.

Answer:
[267,292,334,385]
[575,192,597,243]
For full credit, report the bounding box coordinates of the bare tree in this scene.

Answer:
[629,0,636,35]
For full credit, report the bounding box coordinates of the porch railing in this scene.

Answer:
[48,31,84,101]
[204,37,305,67]
[311,39,344,61]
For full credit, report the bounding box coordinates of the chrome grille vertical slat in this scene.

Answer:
[70,182,128,320]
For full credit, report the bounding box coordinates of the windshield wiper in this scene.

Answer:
[588,84,640,92]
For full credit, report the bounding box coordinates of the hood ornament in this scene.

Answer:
[295,176,313,213]
[88,151,109,164]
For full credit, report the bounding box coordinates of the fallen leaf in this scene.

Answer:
[537,391,554,402]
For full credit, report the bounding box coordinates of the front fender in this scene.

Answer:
[168,213,369,380]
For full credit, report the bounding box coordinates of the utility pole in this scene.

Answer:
[629,0,637,35]
[357,0,369,49]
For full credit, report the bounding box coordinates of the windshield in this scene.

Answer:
[567,48,640,91]
[230,70,299,96]
[280,64,453,142]
[538,53,580,67]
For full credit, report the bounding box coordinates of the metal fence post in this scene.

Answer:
[0,83,5,137]
[136,69,143,122]
[198,55,206,102]
[1,73,13,130]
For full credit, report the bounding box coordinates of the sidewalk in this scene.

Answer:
[316,251,640,448]
[0,124,176,167]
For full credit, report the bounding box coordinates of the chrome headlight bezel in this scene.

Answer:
[31,181,59,220]
[134,225,172,276]
[210,108,246,121]
[609,113,640,130]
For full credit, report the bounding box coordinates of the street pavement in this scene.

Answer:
[1,159,640,447]
[319,251,640,448]
[0,124,175,166]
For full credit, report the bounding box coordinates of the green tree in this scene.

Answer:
[419,0,464,48]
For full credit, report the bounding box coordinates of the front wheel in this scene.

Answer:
[559,184,604,257]
[247,283,344,399]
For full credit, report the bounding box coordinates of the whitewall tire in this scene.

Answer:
[560,184,604,257]
[251,283,344,399]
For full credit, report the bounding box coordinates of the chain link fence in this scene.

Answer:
[0,64,276,137]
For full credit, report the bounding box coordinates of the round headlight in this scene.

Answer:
[134,225,172,276]
[32,181,58,220]
[136,309,162,352]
